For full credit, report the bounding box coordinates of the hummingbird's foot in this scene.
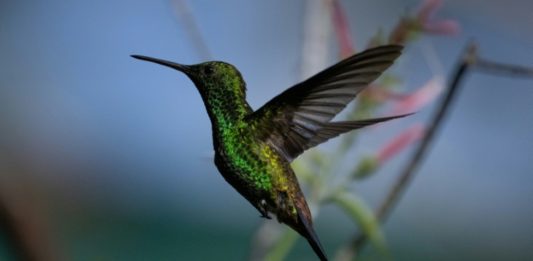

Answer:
[258,199,272,219]
[260,212,272,219]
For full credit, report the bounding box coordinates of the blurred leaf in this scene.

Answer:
[330,190,388,255]
[352,156,379,180]
[308,149,328,170]
[292,158,317,185]
[264,229,299,261]
[379,74,403,89]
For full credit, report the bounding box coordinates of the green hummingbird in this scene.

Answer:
[132,45,405,261]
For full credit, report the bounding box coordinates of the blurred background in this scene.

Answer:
[1,0,532,260]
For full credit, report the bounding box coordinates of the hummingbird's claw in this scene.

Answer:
[260,213,272,219]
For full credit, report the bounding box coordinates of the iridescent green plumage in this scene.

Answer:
[132,45,406,261]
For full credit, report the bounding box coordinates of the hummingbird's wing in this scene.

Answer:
[247,45,404,161]
[304,114,411,150]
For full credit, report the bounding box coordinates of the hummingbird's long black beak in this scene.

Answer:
[131,55,192,75]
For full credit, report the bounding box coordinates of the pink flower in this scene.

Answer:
[393,77,444,114]
[331,0,355,57]
[423,20,460,35]
[417,0,460,35]
[389,0,460,44]
[417,0,442,22]
[377,124,425,164]
[353,124,425,179]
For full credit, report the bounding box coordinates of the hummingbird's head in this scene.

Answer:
[131,55,246,99]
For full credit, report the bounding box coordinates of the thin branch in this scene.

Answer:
[343,41,533,258]
[343,42,478,257]
[377,43,477,221]
[171,0,213,60]
[476,58,533,78]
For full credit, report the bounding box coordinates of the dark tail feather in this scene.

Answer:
[296,209,328,261]
[305,229,328,261]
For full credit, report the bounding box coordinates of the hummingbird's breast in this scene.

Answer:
[212,126,274,193]
[212,124,302,219]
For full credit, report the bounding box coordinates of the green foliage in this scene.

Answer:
[352,157,379,180]
[329,190,388,255]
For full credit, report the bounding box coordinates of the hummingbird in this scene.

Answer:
[132,45,405,261]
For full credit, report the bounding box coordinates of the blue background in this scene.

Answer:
[1,0,532,260]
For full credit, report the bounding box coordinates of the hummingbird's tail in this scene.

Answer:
[296,209,328,261]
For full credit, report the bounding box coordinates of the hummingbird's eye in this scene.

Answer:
[203,66,215,76]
